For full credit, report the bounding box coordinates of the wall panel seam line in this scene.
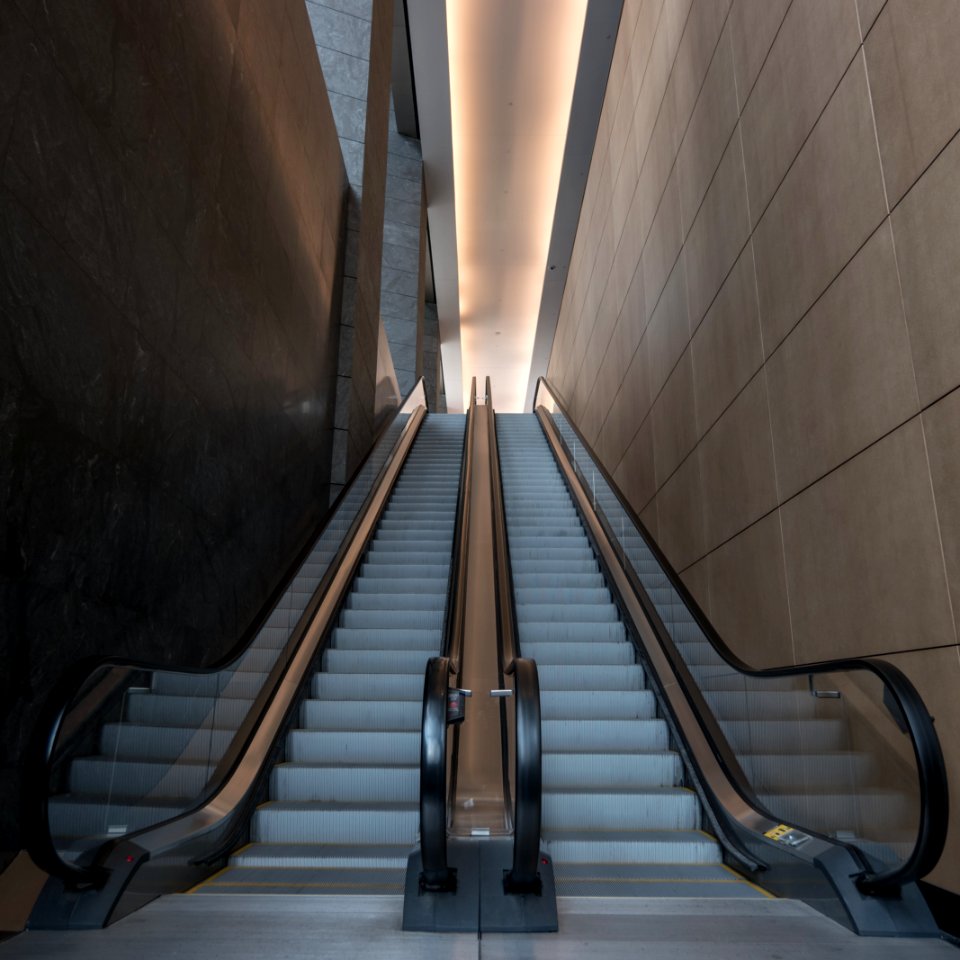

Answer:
[740,43,864,234]
[728,8,742,115]
[314,44,370,67]
[885,125,960,219]
[691,206,891,445]
[859,45,892,215]
[574,0,697,337]
[667,381,960,574]
[307,3,373,29]
[730,0,794,114]
[603,0,678,217]
[604,0,668,181]
[592,239,689,454]
[597,0,736,331]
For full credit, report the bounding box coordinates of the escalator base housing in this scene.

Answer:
[402,839,557,933]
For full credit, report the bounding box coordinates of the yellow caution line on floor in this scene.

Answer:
[719,863,775,898]
[192,881,402,889]
[185,844,254,894]
[556,878,742,885]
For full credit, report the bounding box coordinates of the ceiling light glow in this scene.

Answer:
[446,0,587,412]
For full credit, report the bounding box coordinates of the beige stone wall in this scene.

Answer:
[547,0,960,892]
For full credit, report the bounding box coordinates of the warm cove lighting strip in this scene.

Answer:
[446,0,587,412]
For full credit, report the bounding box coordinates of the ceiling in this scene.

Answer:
[404,0,621,412]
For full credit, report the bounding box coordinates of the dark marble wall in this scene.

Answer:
[0,0,348,855]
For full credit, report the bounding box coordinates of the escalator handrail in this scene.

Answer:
[503,657,542,894]
[419,657,456,891]
[486,377,518,824]
[418,382,475,889]
[441,378,477,671]
[24,382,429,889]
[533,376,948,892]
[486,377,521,667]
[487,377,542,893]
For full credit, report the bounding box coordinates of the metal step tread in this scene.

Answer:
[257,800,418,812]
[230,842,412,868]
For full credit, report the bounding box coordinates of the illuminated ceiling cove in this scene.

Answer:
[446,0,587,412]
[406,0,618,412]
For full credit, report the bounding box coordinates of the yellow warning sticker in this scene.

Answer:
[763,824,812,848]
[764,824,792,841]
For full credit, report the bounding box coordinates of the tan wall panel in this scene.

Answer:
[728,0,790,104]
[922,390,960,635]
[706,511,794,669]
[739,0,861,222]
[689,244,763,436]
[765,221,919,501]
[683,128,750,327]
[651,345,697,485]
[865,0,960,205]
[671,0,731,137]
[677,20,739,232]
[614,413,657,511]
[698,370,778,551]
[779,420,955,662]
[646,254,691,400]
[752,53,886,353]
[891,132,960,406]
[656,450,705,571]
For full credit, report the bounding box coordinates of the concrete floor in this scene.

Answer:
[1,895,956,959]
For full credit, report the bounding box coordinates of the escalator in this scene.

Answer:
[22,381,463,926]
[503,379,948,936]
[496,413,761,898]
[18,375,951,943]
[45,426,407,857]
[193,415,465,894]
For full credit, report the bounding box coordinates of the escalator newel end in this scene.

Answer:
[418,867,457,895]
[502,869,542,897]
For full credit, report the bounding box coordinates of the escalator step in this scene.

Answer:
[230,842,411,870]
[251,802,418,845]
[543,751,681,788]
[542,788,700,830]
[541,689,656,720]
[271,764,418,803]
[542,830,722,865]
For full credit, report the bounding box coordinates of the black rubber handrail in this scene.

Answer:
[418,380,475,891]
[486,377,518,822]
[419,656,455,891]
[534,376,949,894]
[24,381,429,889]
[441,377,477,668]
[486,377,543,894]
[486,377,520,668]
[503,657,542,894]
